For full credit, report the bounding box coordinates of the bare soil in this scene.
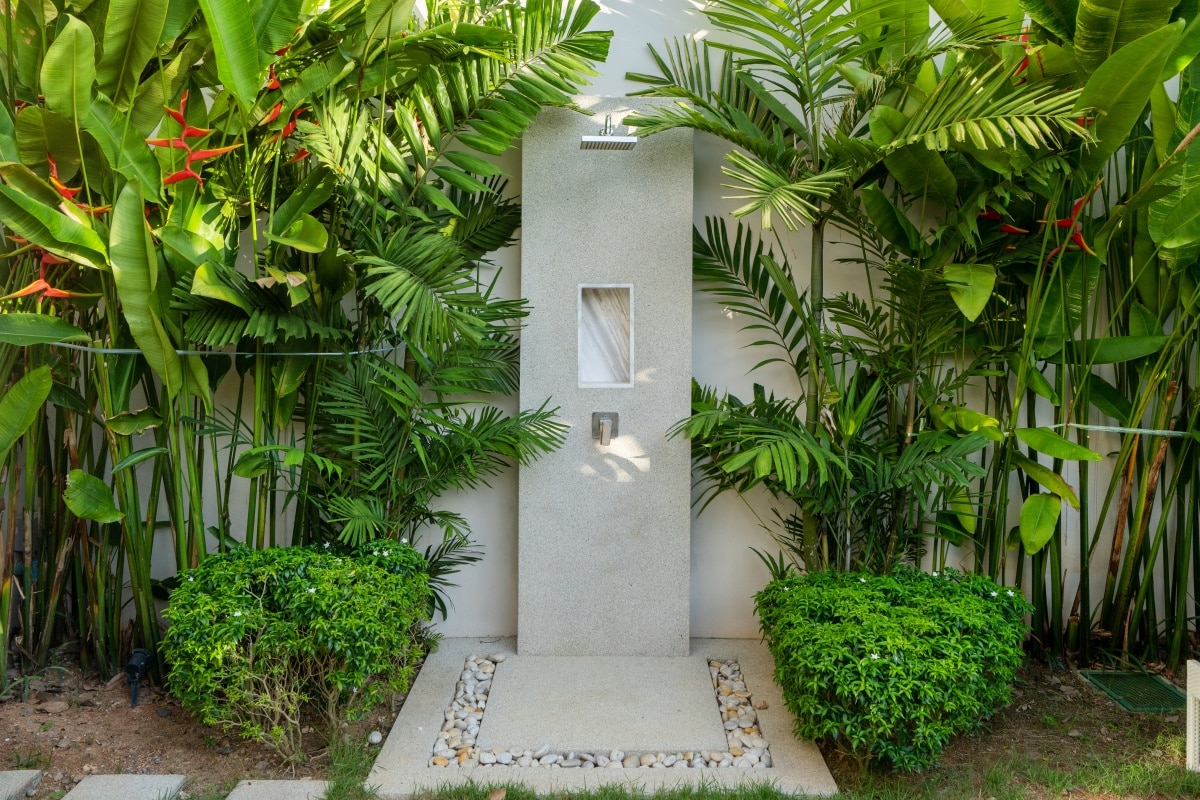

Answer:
[0,663,402,799]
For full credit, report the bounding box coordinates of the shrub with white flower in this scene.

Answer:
[755,567,1032,772]
[163,540,431,761]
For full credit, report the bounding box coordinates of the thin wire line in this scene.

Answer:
[48,342,399,358]
[1048,422,1190,439]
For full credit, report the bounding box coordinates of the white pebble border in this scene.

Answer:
[430,655,773,769]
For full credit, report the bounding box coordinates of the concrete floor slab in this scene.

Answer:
[477,655,727,752]
[0,770,40,800]
[368,638,837,798]
[63,774,185,800]
[225,779,328,800]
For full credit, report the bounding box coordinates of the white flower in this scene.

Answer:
[233,611,242,617]
[307,587,316,594]
[1006,590,1015,597]
[932,571,939,577]
[372,551,379,556]
[323,542,330,549]
[383,550,390,557]
[401,537,408,544]
[990,591,998,598]
[859,578,867,583]
[187,576,194,582]
[870,653,881,660]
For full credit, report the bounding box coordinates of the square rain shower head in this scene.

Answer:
[580,134,638,151]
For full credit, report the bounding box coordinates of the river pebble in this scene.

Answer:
[428,656,773,769]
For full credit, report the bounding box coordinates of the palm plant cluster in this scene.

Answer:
[0,0,1197,692]
[0,0,610,683]
[634,0,1200,666]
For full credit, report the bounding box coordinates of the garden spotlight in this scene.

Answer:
[126,648,151,707]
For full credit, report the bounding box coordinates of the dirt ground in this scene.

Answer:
[0,664,401,798]
[0,654,1191,800]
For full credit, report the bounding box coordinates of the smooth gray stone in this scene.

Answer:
[225,780,328,800]
[0,771,40,800]
[63,775,185,800]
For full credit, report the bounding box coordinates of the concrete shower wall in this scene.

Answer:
[517,98,693,655]
[432,2,786,641]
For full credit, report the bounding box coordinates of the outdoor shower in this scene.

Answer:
[580,114,638,150]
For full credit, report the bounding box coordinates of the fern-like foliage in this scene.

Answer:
[693,216,809,374]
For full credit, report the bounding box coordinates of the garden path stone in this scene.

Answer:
[224,779,328,800]
[0,770,40,799]
[368,637,838,797]
[62,774,185,800]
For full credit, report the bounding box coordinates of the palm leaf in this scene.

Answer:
[358,226,488,350]
[722,151,847,230]
[693,216,808,372]
[895,62,1089,153]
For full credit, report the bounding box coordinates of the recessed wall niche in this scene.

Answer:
[578,284,633,388]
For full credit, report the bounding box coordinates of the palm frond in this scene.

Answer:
[693,216,808,373]
[895,61,1090,153]
[722,150,847,230]
[328,495,393,547]
[673,381,844,496]
[358,226,488,350]
[371,0,612,215]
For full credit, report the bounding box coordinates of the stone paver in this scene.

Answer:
[62,774,186,800]
[478,655,728,752]
[0,770,41,800]
[369,637,838,798]
[224,779,328,800]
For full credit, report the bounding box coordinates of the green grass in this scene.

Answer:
[393,750,1200,800]
[180,778,239,800]
[323,737,382,800]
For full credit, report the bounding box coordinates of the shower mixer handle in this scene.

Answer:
[592,412,619,446]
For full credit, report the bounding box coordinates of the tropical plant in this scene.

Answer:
[955,0,1200,662]
[162,541,431,760]
[635,0,1091,572]
[0,0,611,678]
[756,567,1032,771]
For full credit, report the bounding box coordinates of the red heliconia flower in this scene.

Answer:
[46,153,81,200]
[0,261,93,302]
[286,148,311,165]
[260,101,284,126]
[978,208,1003,221]
[188,144,243,163]
[999,223,1029,235]
[1038,180,1102,260]
[164,167,205,188]
[147,137,191,149]
[267,66,282,91]
[268,107,306,143]
[1070,228,1096,255]
[148,93,242,190]
[164,91,189,126]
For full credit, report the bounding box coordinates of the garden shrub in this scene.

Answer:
[755,567,1031,771]
[162,540,431,760]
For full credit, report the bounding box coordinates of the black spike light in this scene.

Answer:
[126,648,152,707]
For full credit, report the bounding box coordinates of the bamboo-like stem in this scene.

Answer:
[801,215,826,571]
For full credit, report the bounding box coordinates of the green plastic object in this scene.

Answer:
[1080,670,1186,712]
